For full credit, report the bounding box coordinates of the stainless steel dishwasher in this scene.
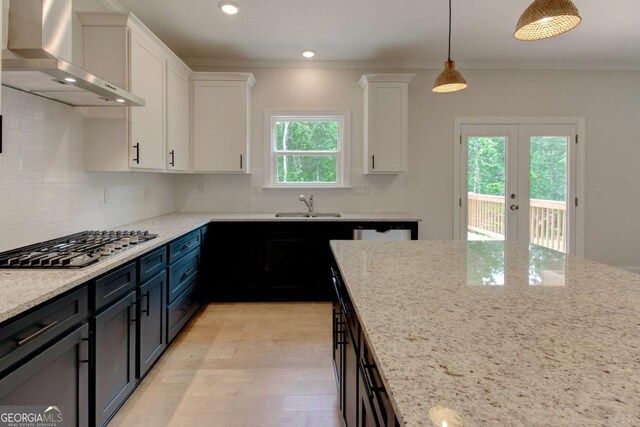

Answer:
[353,228,411,241]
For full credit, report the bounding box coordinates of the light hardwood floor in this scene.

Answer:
[109,302,341,427]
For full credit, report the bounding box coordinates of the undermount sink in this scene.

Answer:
[275,212,342,218]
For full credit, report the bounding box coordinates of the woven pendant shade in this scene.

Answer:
[432,0,468,94]
[515,0,582,41]
[432,61,468,93]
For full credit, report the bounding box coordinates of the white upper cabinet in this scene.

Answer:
[359,74,415,174]
[191,73,255,173]
[166,63,190,171]
[129,31,166,170]
[80,12,190,172]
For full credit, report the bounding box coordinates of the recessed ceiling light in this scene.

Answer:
[219,1,239,15]
[302,50,316,59]
[64,77,76,83]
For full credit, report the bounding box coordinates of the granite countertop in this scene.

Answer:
[330,240,640,427]
[0,211,419,324]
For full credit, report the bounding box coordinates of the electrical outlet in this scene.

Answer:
[361,185,370,196]
[197,182,204,194]
[144,184,150,199]
[103,188,110,204]
[251,185,262,197]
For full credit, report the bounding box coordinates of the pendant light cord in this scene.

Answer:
[448,0,452,61]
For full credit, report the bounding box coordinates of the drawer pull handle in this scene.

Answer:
[181,241,195,251]
[182,267,195,279]
[16,321,59,347]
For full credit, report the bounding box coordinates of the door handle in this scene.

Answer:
[141,290,151,316]
[80,331,93,369]
[510,204,520,211]
[133,143,140,164]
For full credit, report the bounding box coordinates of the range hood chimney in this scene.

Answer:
[2,0,144,107]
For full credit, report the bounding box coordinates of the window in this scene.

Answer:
[266,111,350,187]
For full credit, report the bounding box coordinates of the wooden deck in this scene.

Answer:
[468,193,567,252]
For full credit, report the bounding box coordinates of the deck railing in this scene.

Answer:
[467,193,567,252]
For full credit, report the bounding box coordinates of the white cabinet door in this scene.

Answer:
[166,63,189,171]
[129,31,166,170]
[193,81,249,173]
[360,75,414,174]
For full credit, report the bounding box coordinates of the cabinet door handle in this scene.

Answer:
[141,290,151,316]
[372,154,375,170]
[130,302,137,324]
[360,359,386,399]
[15,321,59,347]
[170,149,175,167]
[133,143,140,164]
[240,154,243,170]
[80,331,93,369]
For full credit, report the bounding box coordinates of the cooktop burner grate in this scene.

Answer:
[0,230,157,269]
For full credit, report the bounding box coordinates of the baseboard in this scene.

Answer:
[619,266,640,275]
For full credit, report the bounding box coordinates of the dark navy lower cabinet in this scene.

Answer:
[137,271,166,378]
[92,291,137,427]
[0,227,206,427]
[0,324,89,427]
[332,265,400,427]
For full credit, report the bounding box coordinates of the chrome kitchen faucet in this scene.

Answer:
[299,194,314,213]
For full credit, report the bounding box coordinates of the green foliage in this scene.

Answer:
[276,121,338,151]
[275,120,339,183]
[467,136,567,201]
[467,137,506,196]
[277,155,337,183]
[529,137,567,201]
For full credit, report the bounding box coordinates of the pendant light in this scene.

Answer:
[432,0,468,93]
[514,0,582,41]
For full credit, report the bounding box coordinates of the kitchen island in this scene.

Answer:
[330,240,640,427]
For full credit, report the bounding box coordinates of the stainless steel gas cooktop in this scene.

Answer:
[0,230,157,268]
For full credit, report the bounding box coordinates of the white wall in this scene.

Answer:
[176,67,406,214]
[0,87,176,251]
[181,65,640,269]
[403,68,640,269]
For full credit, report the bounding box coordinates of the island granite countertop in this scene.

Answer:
[330,240,640,427]
[0,212,419,324]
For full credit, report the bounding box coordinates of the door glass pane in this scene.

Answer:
[529,136,568,253]
[467,137,506,241]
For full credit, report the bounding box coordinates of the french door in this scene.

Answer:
[458,123,578,254]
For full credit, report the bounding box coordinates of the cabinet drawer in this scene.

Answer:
[168,248,200,303]
[0,324,89,427]
[0,287,88,374]
[167,284,199,342]
[168,230,200,265]
[93,262,137,311]
[139,247,167,283]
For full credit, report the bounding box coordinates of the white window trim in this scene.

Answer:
[453,117,586,257]
[263,109,351,188]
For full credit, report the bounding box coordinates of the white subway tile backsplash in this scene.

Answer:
[0,87,176,252]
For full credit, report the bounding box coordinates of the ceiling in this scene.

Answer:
[114,0,640,69]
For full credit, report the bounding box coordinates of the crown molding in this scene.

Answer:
[184,57,640,72]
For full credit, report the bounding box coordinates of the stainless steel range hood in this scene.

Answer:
[2,0,144,107]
